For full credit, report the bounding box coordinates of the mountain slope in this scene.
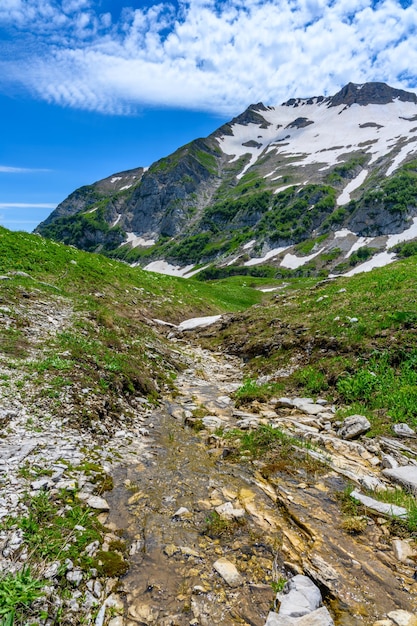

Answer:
[36,82,417,277]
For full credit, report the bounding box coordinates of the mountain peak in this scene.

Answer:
[328,81,417,107]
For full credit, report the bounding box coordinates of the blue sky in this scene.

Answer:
[1,0,417,232]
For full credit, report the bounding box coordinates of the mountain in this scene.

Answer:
[36,82,417,278]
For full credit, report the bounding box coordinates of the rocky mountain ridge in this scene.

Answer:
[36,82,417,278]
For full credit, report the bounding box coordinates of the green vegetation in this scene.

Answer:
[294,234,329,256]
[203,511,245,538]
[221,425,325,477]
[1,491,103,567]
[258,184,336,243]
[361,159,417,214]
[337,349,417,425]
[0,225,266,434]
[0,567,44,623]
[326,155,367,184]
[200,254,417,436]
[234,378,284,405]
[39,203,125,253]
[340,484,417,535]
[391,240,417,258]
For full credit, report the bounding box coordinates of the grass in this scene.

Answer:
[339,484,417,536]
[199,254,417,436]
[0,227,262,324]
[0,486,128,622]
[0,567,44,622]
[1,490,103,567]
[0,226,267,428]
[221,425,325,477]
[234,378,285,405]
[203,511,245,538]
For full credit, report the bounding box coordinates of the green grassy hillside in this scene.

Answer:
[199,255,417,435]
[0,227,267,430]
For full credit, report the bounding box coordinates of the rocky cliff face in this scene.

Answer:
[36,82,417,277]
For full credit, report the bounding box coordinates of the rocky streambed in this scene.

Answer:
[2,319,417,625]
[105,339,417,626]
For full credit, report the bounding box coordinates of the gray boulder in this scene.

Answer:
[276,575,322,618]
[382,465,417,495]
[337,414,370,440]
[265,606,334,625]
[393,423,416,437]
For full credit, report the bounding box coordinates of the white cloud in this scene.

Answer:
[0,165,50,173]
[0,0,417,115]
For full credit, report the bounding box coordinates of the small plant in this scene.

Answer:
[203,511,244,538]
[271,577,287,593]
[294,365,328,395]
[0,567,44,619]
[341,516,367,534]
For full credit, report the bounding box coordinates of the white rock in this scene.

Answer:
[392,539,417,564]
[213,557,243,587]
[297,606,335,625]
[43,561,60,579]
[393,423,416,437]
[387,610,417,626]
[297,403,325,416]
[351,490,407,518]
[338,415,371,440]
[383,465,417,496]
[202,416,223,431]
[78,494,110,510]
[277,575,322,618]
[31,478,52,491]
[173,507,190,518]
[95,594,124,626]
[85,540,100,557]
[108,618,124,626]
[381,454,399,469]
[66,569,83,586]
[215,501,245,520]
[265,612,295,625]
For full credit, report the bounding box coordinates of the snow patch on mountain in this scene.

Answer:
[219,99,417,185]
[346,237,375,257]
[386,140,417,177]
[273,184,294,194]
[337,170,368,205]
[244,246,290,266]
[343,251,396,276]
[386,217,417,247]
[143,260,209,278]
[125,233,155,248]
[281,248,325,269]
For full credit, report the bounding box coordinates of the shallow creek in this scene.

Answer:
[106,345,417,625]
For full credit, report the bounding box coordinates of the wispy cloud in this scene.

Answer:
[0,165,50,173]
[0,203,57,208]
[1,0,417,115]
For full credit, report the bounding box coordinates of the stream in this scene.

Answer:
[105,342,417,626]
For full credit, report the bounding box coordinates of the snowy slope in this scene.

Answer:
[218,96,417,187]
